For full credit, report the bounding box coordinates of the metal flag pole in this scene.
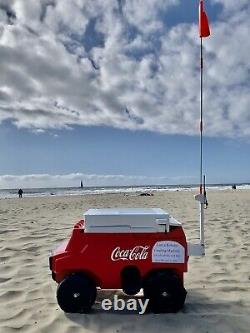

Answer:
[195,0,210,254]
[199,34,205,248]
[200,37,203,196]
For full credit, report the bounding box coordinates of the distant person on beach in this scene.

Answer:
[232,184,237,190]
[18,189,23,198]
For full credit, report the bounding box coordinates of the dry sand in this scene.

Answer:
[0,190,250,333]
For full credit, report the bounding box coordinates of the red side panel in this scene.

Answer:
[51,220,188,288]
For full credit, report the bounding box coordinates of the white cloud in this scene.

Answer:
[0,0,249,137]
[211,0,248,13]
[0,173,196,189]
[122,0,179,34]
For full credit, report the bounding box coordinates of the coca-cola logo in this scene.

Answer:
[111,246,150,261]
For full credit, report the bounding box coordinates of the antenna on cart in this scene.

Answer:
[191,0,210,256]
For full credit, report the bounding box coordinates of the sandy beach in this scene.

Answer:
[0,190,250,333]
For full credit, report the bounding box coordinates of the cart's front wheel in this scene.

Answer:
[143,270,186,313]
[57,273,96,313]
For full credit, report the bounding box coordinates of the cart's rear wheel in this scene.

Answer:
[57,273,96,313]
[143,270,186,313]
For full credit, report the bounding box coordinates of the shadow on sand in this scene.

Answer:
[65,289,250,333]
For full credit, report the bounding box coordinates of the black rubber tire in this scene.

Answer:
[56,273,96,313]
[143,270,187,313]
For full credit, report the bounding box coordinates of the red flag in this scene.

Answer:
[199,0,210,38]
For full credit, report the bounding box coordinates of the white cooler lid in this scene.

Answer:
[83,208,180,233]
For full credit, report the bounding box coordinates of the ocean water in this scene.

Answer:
[0,184,249,199]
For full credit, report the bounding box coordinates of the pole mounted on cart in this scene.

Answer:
[192,0,210,256]
[199,0,210,194]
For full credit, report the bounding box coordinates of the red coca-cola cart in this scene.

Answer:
[49,199,206,313]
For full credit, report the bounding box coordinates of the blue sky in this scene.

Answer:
[0,0,249,188]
